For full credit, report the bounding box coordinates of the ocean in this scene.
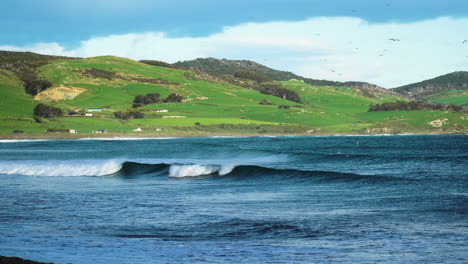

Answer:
[0,135,466,263]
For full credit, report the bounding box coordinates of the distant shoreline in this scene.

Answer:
[0,131,465,140]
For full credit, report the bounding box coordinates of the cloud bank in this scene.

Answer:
[2,16,467,87]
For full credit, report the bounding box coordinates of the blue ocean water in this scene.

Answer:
[0,135,466,264]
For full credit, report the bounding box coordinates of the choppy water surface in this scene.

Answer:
[0,135,467,263]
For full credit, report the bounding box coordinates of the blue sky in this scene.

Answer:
[1,0,467,87]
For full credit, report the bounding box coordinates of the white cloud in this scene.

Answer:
[2,16,467,88]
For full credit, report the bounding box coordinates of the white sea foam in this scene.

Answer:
[208,136,242,138]
[0,139,50,143]
[169,164,235,178]
[0,160,122,177]
[77,137,177,141]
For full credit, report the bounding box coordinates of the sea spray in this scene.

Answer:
[0,160,123,177]
[168,164,235,177]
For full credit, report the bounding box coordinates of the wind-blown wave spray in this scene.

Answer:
[168,164,235,177]
[0,160,123,177]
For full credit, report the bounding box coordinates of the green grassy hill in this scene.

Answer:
[171,58,401,98]
[0,52,466,137]
[425,90,468,106]
[392,71,468,105]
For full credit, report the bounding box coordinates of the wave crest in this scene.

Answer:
[169,164,234,177]
[0,160,397,184]
[0,160,122,177]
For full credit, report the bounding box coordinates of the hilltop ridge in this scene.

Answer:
[392,71,468,105]
[172,57,401,98]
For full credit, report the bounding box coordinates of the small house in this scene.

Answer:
[133,128,142,132]
[85,113,93,117]
[69,129,78,134]
[155,109,168,113]
[154,128,162,132]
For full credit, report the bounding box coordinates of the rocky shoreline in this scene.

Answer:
[0,256,56,264]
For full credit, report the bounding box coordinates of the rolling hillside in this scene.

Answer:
[392,71,468,105]
[0,51,466,137]
[171,58,402,98]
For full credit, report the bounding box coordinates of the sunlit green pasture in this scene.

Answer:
[1,56,465,136]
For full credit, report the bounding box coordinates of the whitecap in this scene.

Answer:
[0,139,50,143]
[0,160,123,177]
[168,164,235,178]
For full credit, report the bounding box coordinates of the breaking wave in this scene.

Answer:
[169,164,234,177]
[0,160,237,177]
[0,160,123,177]
[0,139,50,143]
[0,160,398,183]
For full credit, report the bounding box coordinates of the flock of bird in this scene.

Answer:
[254,2,467,80]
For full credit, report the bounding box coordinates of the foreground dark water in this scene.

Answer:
[0,135,466,264]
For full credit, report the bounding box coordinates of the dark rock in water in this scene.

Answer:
[0,256,56,264]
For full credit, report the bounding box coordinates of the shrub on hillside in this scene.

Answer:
[258,82,300,103]
[234,70,271,83]
[24,79,53,95]
[368,101,463,112]
[163,93,183,103]
[133,93,161,108]
[114,109,144,120]
[15,67,53,95]
[83,68,116,80]
[278,105,291,109]
[259,99,275,105]
[33,103,63,118]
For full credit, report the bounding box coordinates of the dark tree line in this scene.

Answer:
[132,93,183,108]
[258,82,301,103]
[33,103,63,118]
[0,51,78,96]
[133,93,161,108]
[81,68,116,80]
[163,93,183,103]
[369,101,463,112]
[114,109,144,120]
[14,65,52,95]
[24,79,53,95]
